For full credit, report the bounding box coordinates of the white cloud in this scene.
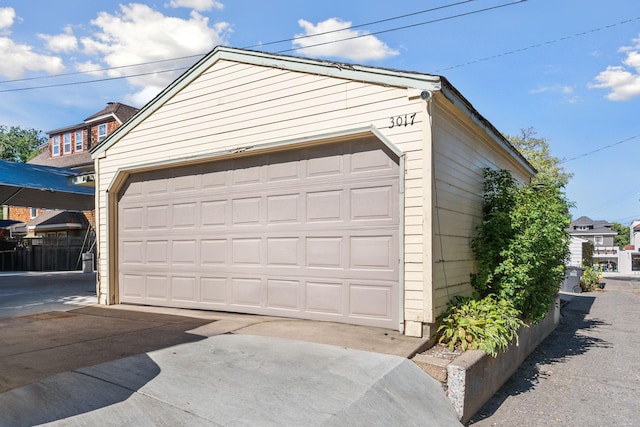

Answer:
[38,25,78,53]
[589,36,640,101]
[78,3,230,104]
[0,7,15,33]
[0,38,64,78]
[0,7,65,78]
[167,0,224,11]
[293,18,399,62]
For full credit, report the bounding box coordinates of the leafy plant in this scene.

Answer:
[437,294,525,357]
[580,265,600,292]
[470,168,571,322]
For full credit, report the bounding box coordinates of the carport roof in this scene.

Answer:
[0,160,94,211]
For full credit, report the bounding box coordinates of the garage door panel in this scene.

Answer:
[231,278,262,306]
[171,276,197,302]
[232,197,261,225]
[201,200,227,227]
[200,239,227,265]
[267,194,301,224]
[201,276,228,304]
[306,190,343,222]
[147,275,169,300]
[267,279,301,310]
[350,185,396,221]
[349,283,392,318]
[119,138,399,328]
[305,281,343,315]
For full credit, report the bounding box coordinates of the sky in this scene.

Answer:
[0,0,639,225]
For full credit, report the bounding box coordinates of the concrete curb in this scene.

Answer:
[446,296,560,423]
[413,296,560,423]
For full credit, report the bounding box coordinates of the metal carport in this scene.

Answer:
[0,160,94,211]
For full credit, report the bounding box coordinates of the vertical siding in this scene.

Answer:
[429,93,533,321]
[95,59,430,325]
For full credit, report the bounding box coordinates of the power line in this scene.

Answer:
[245,0,480,50]
[436,16,640,72]
[560,133,640,163]
[276,0,527,54]
[0,0,525,93]
[0,0,480,86]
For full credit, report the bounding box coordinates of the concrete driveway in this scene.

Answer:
[0,272,461,426]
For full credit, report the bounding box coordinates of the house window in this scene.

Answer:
[52,135,61,156]
[30,207,38,218]
[98,124,107,142]
[63,133,72,154]
[594,236,604,245]
[75,130,83,151]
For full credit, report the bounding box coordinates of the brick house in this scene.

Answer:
[4,102,139,238]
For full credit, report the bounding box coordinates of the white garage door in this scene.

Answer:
[117,137,400,328]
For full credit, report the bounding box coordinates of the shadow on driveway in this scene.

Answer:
[0,305,211,393]
[469,294,611,423]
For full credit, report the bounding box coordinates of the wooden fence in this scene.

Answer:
[0,237,95,272]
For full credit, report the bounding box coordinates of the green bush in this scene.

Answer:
[580,266,600,292]
[437,294,525,357]
[470,169,570,322]
[436,168,571,358]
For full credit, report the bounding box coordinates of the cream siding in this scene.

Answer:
[428,93,533,321]
[95,58,430,328]
[94,48,534,336]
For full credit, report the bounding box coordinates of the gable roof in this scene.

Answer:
[90,46,533,174]
[569,216,616,235]
[28,150,92,171]
[27,209,89,230]
[84,102,140,125]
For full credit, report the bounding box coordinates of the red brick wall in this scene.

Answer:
[7,206,44,223]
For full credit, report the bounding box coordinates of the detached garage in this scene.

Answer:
[92,47,534,337]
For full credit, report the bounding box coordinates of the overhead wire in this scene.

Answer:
[0,0,481,86]
[0,0,526,93]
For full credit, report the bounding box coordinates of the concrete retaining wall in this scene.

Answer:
[447,296,560,423]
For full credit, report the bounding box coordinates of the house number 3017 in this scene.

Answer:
[389,113,417,128]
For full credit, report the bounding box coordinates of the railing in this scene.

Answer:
[593,246,619,256]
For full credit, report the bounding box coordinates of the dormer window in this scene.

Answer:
[98,124,107,142]
[63,133,72,154]
[75,130,83,151]
[52,135,61,156]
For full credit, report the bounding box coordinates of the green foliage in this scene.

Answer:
[580,266,600,292]
[437,294,525,357]
[581,241,594,267]
[506,127,573,188]
[0,125,44,162]
[471,168,571,322]
[611,222,630,248]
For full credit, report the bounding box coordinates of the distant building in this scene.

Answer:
[568,216,618,271]
[618,220,640,274]
[5,102,139,238]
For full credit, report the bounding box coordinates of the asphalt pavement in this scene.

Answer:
[468,275,640,426]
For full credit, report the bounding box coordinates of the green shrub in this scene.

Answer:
[580,266,600,292]
[437,294,526,357]
[470,169,570,322]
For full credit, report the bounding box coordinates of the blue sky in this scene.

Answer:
[1,0,639,225]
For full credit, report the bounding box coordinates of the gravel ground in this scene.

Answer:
[467,276,640,426]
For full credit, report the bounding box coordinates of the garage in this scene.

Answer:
[117,137,400,328]
[94,46,535,336]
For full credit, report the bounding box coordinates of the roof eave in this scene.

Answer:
[438,77,536,177]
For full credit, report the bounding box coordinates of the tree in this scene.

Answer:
[471,168,571,322]
[506,127,573,188]
[0,126,45,163]
[611,221,630,248]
